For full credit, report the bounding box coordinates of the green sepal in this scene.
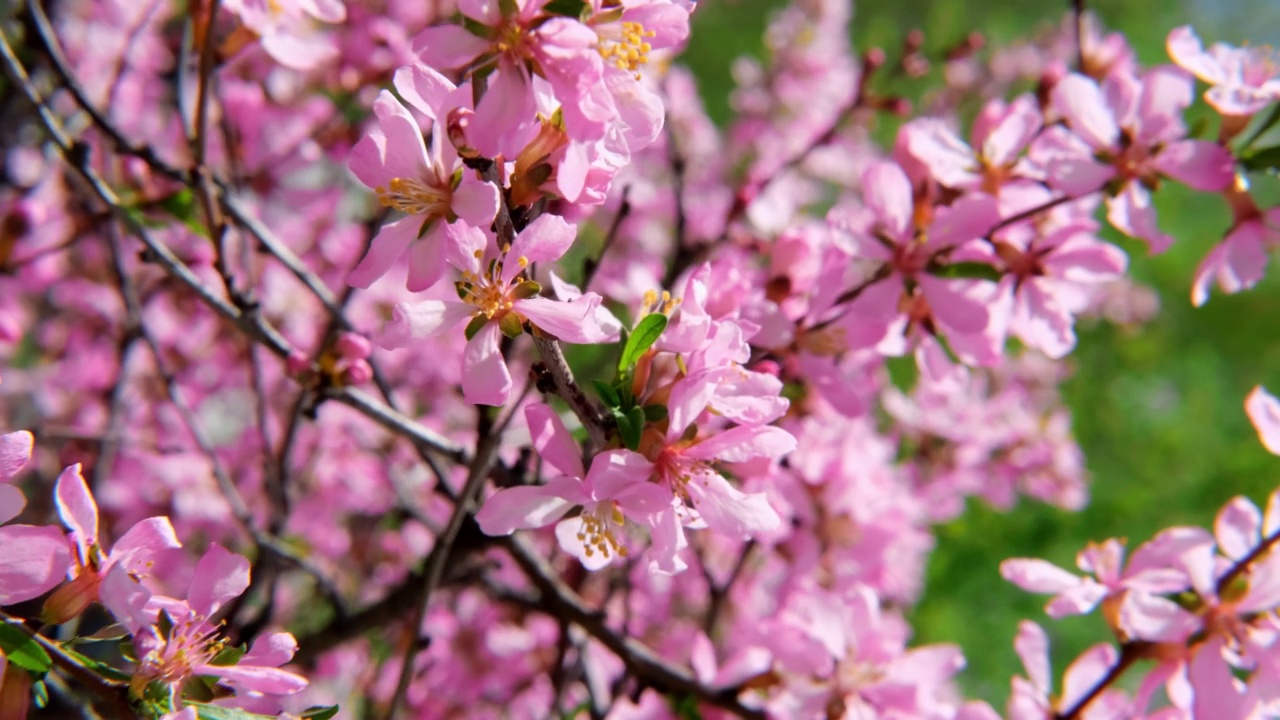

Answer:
[464,314,489,341]
[615,406,644,450]
[209,643,247,667]
[642,404,668,423]
[499,313,525,338]
[462,16,496,39]
[513,280,542,299]
[0,623,51,675]
[618,314,668,373]
[1239,144,1280,173]
[300,706,341,720]
[542,0,588,19]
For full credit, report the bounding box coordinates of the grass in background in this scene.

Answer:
[678,0,1280,706]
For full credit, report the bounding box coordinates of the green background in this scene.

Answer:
[678,0,1280,706]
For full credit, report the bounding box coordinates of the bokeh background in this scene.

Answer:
[677,0,1280,706]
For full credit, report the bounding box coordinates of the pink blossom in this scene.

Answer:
[380,215,620,405]
[347,68,499,291]
[222,0,346,70]
[1167,26,1280,117]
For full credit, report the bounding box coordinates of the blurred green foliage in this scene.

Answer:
[677,0,1280,707]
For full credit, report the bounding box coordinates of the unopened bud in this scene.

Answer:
[861,47,886,73]
[0,659,32,720]
[447,108,480,159]
[41,570,101,625]
[286,350,312,376]
[342,359,374,386]
[335,331,372,360]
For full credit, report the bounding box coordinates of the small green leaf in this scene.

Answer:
[498,0,518,18]
[156,189,207,237]
[462,16,496,39]
[930,261,1002,281]
[300,705,341,720]
[0,623,51,675]
[55,644,132,682]
[620,405,645,450]
[591,379,621,409]
[1236,101,1280,152]
[1239,144,1280,173]
[618,314,668,373]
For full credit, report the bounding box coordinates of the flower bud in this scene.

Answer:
[335,331,372,360]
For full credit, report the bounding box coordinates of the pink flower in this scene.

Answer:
[0,430,33,524]
[1008,622,1130,719]
[42,463,181,624]
[347,65,499,291]
[103,544,308,705]
[901,94,1041,194]
[1167,26,1280,117]
[380,215,619,405]
[476,404,672,569]
[1191,196,1280,306]
[222,0,346,70]
[829,160,1004,364]
[1035,69,1235,252]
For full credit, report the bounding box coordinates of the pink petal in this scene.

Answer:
[188,544,250,617]
[684,468,781,537]
[1238,551,1280,614]
[462,322,511,406]
[109,517,181,574]
[200,663,309,695]
[405,223,449,292]
[902,119,978,189]
[380,300,473,349]
[645,506,688,575]
[1045,581,1109,618]
[1136,66,1194,144]
[1118,592,1199,642]
[1216,496,1262,561]
[241,631,300,668]
[1189,637,1246,720]
[411,25,490,70]
[393,63,459,121]
[928,194,1001,250]
[0,430,32,481]
[0,524,71,605]
[999,558,1081,593]
[861,161,914,241]
[348,91,428,188]
[1044,235,1128,282]
[0,485,24,524]
[586,451,659,508]
[1106,181,1173,254]
[516,297,593,342]
[1014,621,1052,695]
[685,425,796,464]
[347,215,418,289]
[918,276,990,335]
[99,562,152,633]
[525,403,585,478]
[1247,386,1280,456]
[444,220,488,276]
[1191,221,1268,306]
[1167,26,1227,85]
[1060,643,1120,713]
[452,179,500,228]
[475,483,576,535]
[1052,74,1120,151]
[983,95,1041,167]
[1154,140,1234,191]
[54,463,97,563]
[504,215,578,285]
[665,370,722,440]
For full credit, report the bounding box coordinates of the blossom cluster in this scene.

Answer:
[2,0,1280,718]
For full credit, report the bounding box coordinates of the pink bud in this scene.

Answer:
[335,332,372,360]
[343,359,373,386]
[286,351,312,376]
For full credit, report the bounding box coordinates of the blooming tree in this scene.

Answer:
[2,0,1280,718]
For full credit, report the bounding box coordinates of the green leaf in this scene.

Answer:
[560,700,591,719]
[930,261,1002,282]
[618,314,668,373]
[1239,144,1280,173]
[1236,101,1280,152]
[618,405,645,450]
[156,188,207,237]
[0,623,51,675]
[55,644,133,682]
[591,379,621,409]
[300,706,341,720]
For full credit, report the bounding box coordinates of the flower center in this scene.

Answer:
[577,502,629,560]
[455,250,529,319]
[375,177,451,217]
[598,21,656,78]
